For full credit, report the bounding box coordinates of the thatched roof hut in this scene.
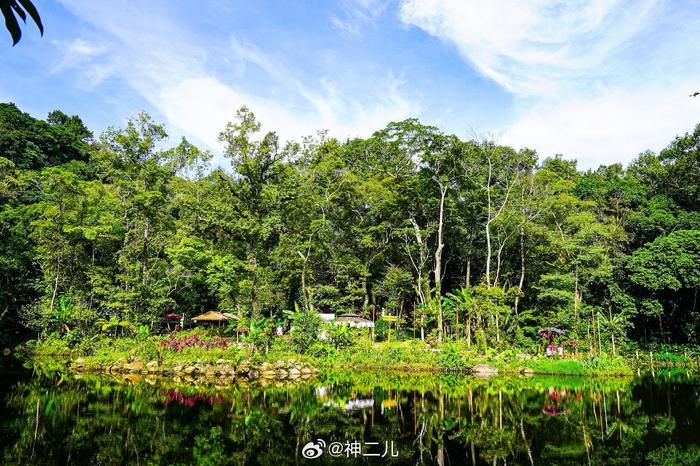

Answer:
[191,311,240,323]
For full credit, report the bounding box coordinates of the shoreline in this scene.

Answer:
[14,335,700,382]
[22,352,696,382]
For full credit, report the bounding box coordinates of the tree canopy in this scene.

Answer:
[1,101,698,349]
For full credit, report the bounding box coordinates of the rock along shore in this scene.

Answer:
[70,357,320,383]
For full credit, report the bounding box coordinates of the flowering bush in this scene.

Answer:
[159,333,231,352]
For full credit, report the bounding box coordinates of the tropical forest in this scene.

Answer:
[1,101,698,357]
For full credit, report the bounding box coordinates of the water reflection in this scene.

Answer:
[0,368,698,465]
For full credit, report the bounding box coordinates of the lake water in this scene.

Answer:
[1,365,698,465]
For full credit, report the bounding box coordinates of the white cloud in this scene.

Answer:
[52,38,112,86]
[55,38,106,61]
[502,84,700,169]
[57,0,416,166]
[54,0,699,170]
[155,77,316,151]
[398,0,658,96]
[399,0,700,168]
[155,72,416,157]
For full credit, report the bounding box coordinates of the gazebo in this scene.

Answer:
[164,313,184,331]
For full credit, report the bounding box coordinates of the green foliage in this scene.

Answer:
[374,318,388,341]
[628,230,700,291]
[241,317,274,353]
[1,102,699,353]
[324,322,353,350]
[95,316,137,335]
[439,344,468,371]
[287,307,321,353]
[646,445,700,466]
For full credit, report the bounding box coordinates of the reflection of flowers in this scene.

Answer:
[315,385,332,399]
[163,388,223,407]
[543,387,573,416]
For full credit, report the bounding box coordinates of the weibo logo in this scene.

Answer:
[301,439,326,459]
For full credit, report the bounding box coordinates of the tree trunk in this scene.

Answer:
[409,218,428,305]
[298,251,309,311]
[434,184,447,342]
[573,264,580,334]
[142,218,150,286]
[49,259,61,313]
[514,226,525,314]
[485,224,492,287]
[456,303,459,341]
[485,157,493,287]
[465,259,471,287]
[420,315,425,342]
[495,314,500,342]
[466,315,471,346]
[591,310,597,356]
[362,276,370,314]
[611,332,616,357]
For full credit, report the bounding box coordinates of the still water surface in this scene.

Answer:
[0,366,698,465]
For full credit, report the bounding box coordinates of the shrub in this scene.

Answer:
[325,323,354,349]
[439,344,468,371]
[374,319,388,341]
[289,310,321,353]
[16,336,72,357]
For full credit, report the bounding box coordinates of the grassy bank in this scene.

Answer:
[310,339,637,376]
[16,330,690,377]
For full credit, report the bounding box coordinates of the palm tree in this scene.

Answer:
[596,307,629,356]
[447,287,476,346]
[95,317,137,337]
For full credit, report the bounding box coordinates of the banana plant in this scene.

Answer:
[242,317,273,353]
[47,297,74,338]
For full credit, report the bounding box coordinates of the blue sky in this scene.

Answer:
[1,0,699,169]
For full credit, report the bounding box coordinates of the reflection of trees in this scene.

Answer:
[1,371,698,464]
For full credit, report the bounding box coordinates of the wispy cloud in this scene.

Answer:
[330,0,389,35]
[53,38,106,64]
[51,38,113,87]
[47,0,700,170]
[57,0,416,166]
[398,0,658,96]
[399,0,700,167]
